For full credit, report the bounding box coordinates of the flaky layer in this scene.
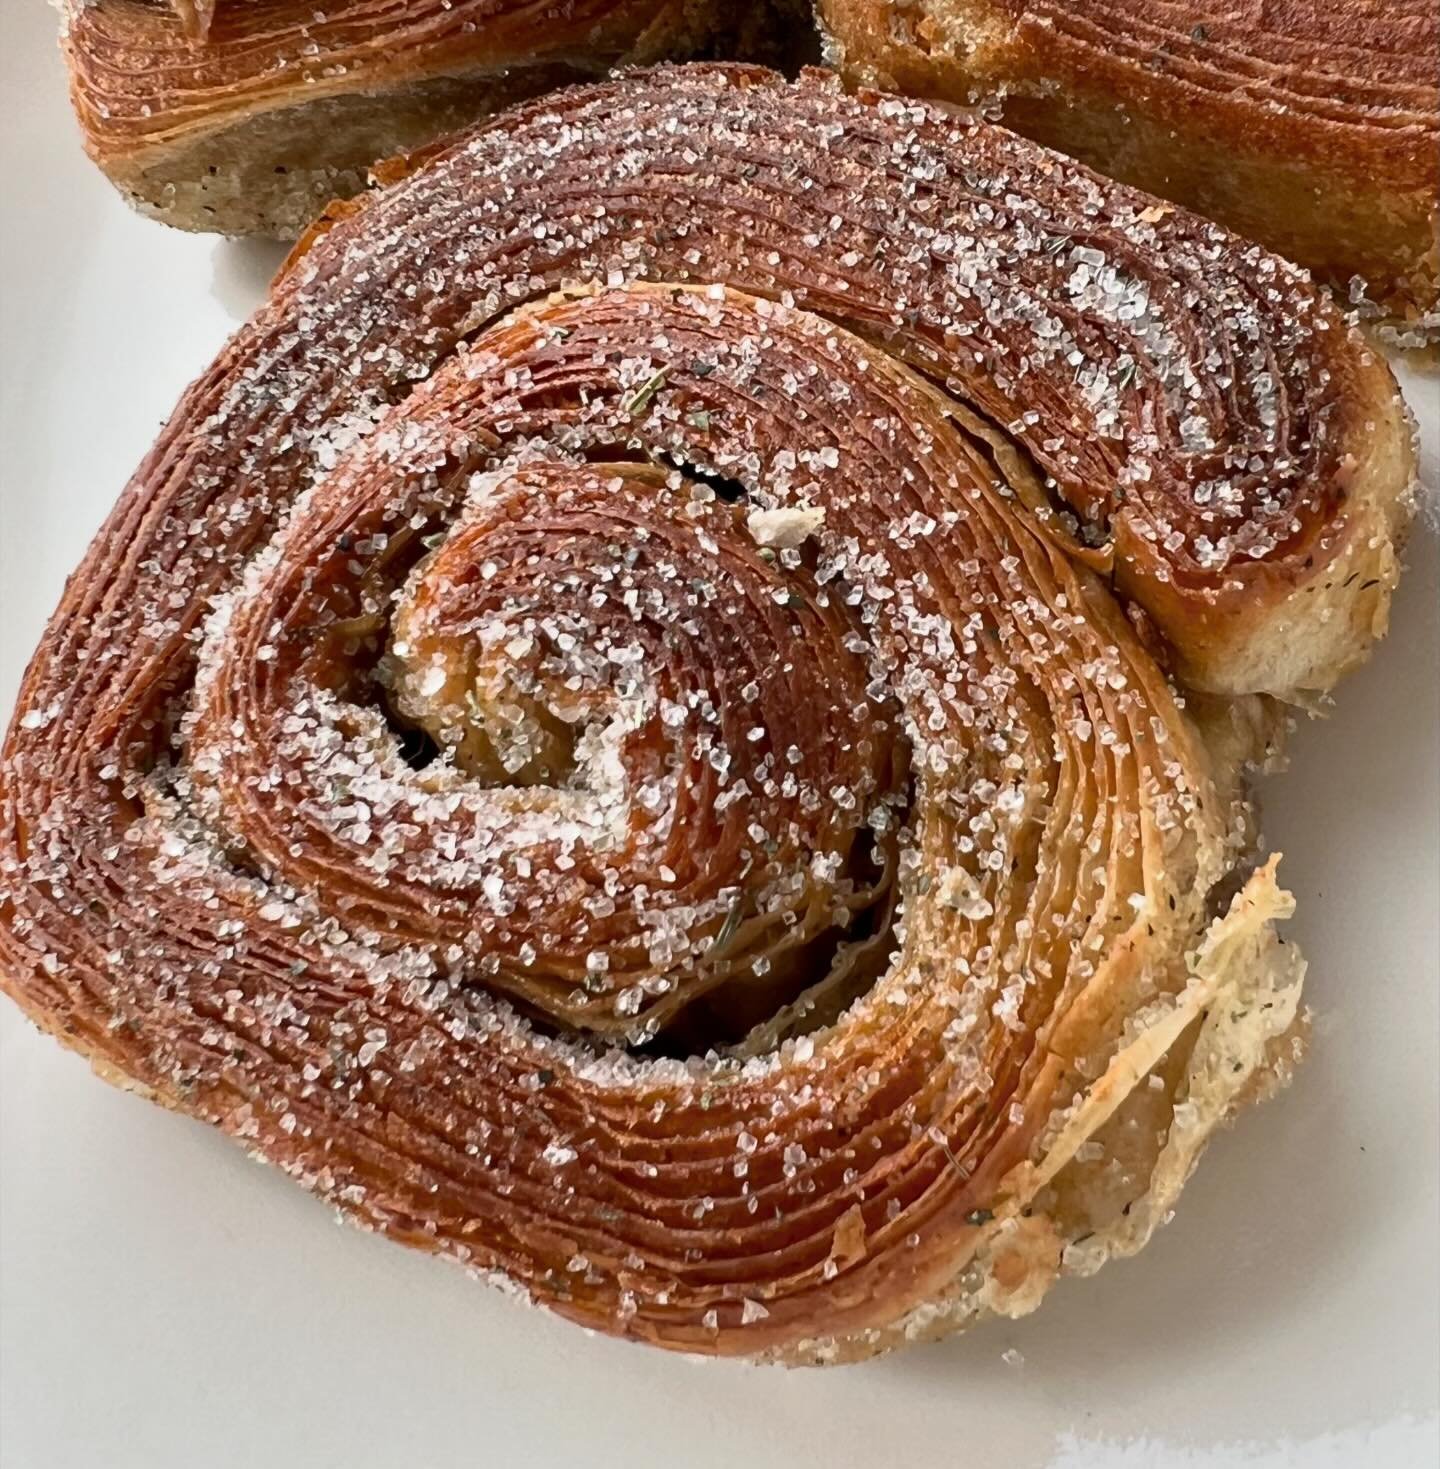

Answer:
[1,66,1406,1361]
[819,0,1440,331]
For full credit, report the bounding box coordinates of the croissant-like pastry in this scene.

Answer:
[58,0,806,236]
[1,66,1414,1363]
[817,1,1440,336]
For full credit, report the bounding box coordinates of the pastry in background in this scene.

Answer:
[817,0,1439,338]
[58,0,809,236]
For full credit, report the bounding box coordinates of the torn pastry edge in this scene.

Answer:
[776,856,1304,1363]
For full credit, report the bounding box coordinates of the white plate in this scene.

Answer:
[1,8,1436,1466]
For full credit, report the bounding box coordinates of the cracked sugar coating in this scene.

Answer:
[0,65,1410,1361]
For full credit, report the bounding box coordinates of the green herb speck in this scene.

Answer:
[622,366,671,417]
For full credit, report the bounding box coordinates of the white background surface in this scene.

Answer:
[1,6,1437,1466]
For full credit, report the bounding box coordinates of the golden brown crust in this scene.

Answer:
[0,65,1411,1361]
[59,0,807,235]
[818,0,1440,331]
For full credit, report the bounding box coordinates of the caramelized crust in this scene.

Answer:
[1,67,1411,1361]
[59,0,805,235]
[819,0,1440,332]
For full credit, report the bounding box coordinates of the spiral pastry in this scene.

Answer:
[819,0,1440,334]
[1,66,1413,1362]
[58,0,803,236]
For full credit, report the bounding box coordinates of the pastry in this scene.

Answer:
[817,0,1440,336]
[0,65,1414,1362]
[58,0,807,236]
